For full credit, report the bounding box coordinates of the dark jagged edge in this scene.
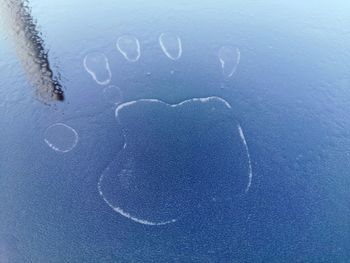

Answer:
[4,0,64,101]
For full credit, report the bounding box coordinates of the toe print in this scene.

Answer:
[116,35,141,62]
[83,52,112,85]
[44,123,79,153]
[102,85,123,105]
[159,33,183,61]
[218,46,241,78]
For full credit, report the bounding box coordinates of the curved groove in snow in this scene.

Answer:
[237,124,253,192]
[98,96,253,226]
[83,53,112,85]
[98,173,177,226]
[158,33,183,61]
[116,36,141,62]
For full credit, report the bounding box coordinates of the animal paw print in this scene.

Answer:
[46,32,251,226]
